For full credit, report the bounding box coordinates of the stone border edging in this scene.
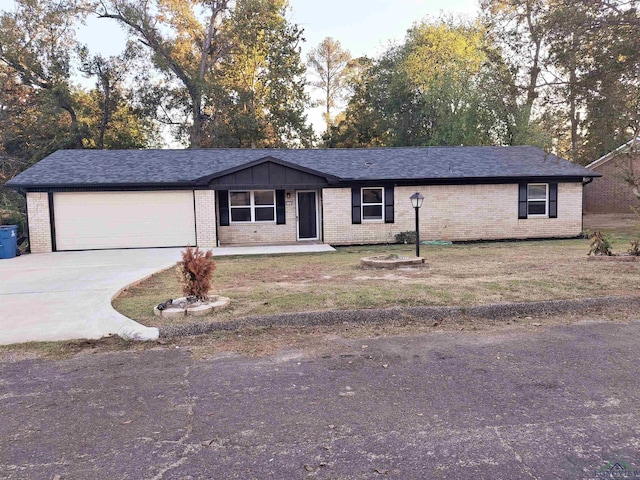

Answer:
[159,295,640,339]
[153,296,231,318]
[360,256,426,269]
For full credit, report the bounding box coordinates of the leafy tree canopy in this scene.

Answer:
[326,18,545,148]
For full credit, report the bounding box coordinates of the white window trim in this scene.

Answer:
[527,183,549,218]
[229,190,276,223]
[361,187,385,222]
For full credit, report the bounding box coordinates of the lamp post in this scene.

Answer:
[410,192,425,257]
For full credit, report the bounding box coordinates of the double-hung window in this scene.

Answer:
[351,186,394,224]
[527,184,548,217]
[362,187,384,221]
[229,190,275,223]
[518,182,557,219]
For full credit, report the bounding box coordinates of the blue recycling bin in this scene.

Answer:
[0,225,18,259]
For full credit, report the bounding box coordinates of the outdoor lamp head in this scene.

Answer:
[410,192,424,209]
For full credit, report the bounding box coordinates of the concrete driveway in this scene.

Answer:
[0,244,335,346]
[0,249,183,345]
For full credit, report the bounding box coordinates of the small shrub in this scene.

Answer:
[0,188,26,237]
[395,231,416,244]
[0,209,25,233]
[629,239,640,256]
[175,246,216,300]
[587,231,612,256]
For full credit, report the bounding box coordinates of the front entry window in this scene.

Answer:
[230,190,275,222]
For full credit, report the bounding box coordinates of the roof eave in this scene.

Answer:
[6,173,600,191]
[337,173,600,185]
[586,139,636,169]
[5,181,199,191]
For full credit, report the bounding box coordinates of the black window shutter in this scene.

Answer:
[351,187,362,224]
[218,190,230,226]
[518,183,528,219]
[549,183,558,218]
[276,190,286,225]
[384,186,394,223]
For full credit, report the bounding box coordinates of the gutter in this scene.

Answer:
[7,174,601,192]
[4,182,201,192]
[336,175,600,187]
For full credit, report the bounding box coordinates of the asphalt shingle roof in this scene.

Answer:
[6,146,598,188]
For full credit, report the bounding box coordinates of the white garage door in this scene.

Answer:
[54,191,197,250]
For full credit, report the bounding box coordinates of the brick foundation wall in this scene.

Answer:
[216,189,305,245]
[323,183,584,245]
[584,153,640,213]
[26,192,52,253]
[194,190,217,248]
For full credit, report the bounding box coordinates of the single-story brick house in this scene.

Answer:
[6,146,598,253]
[584,140,640,213]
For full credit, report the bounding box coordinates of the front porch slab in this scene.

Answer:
[210,244,335,256]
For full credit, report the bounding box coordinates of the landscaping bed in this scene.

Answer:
[112,215,640,329]
[360,254,425,268]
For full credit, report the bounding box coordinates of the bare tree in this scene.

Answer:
[306,37,352,130]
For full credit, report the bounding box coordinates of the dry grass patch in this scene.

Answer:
[0,336,146,361]
[113,218,640,329]
[4,306,637,362]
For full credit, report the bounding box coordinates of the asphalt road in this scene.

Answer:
[1,320,640,479]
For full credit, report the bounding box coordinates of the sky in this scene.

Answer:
[1,0,480,135]
[289,0,478,59]
[287,0,479,130]
[67,0,480,61]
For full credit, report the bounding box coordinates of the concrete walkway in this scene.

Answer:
[0,244,335,345]
[212,243,335,256]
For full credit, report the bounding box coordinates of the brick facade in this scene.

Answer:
[323,183,583,245]
[26,192,53,254]
[216,189,308,245]
[584,152,640,213]
[27,184,584,251]
[322,188,404,244]
[194,190,217,248]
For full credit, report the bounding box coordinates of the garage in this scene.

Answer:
[53,191,196,251]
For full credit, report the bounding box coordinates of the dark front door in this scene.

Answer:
[297,191,318,240]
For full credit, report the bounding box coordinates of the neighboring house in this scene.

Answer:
[6,146,598,253]
[584,140,640,213]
